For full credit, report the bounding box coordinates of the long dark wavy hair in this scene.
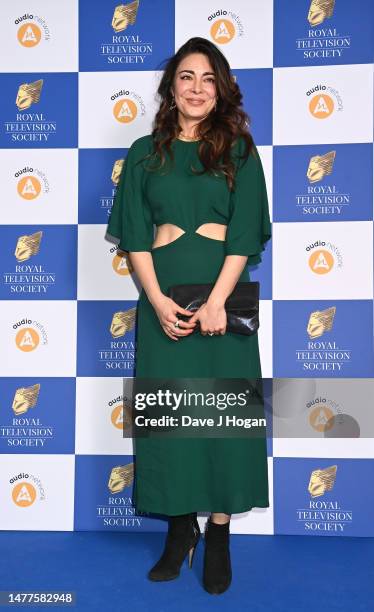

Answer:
[141,37,256,192]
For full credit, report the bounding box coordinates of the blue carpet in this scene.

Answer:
[0,531,373,611]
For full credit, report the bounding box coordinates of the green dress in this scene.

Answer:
[107,134,272,516]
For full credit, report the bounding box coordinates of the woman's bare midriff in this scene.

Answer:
[151,223,227,249]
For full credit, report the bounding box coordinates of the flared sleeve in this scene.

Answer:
[106,140,154,252]
[225,137,272,264]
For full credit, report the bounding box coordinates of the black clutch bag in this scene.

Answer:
[167,281,260,336]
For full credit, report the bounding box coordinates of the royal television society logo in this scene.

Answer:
[99,1,152,65]
[296,0,352,61]
[295,306,352,372]
[105,157,124,219]
[306,237,343,274]
[9,471,46,507]
[0,383,55,449]
[99,308,136,371]
[3,230,57,295]
[14,12,51,47]
[296,150,351,218]
[297,464,353,533]
[207,9,244,44]
[13,316,48,352]
[5,78,57,143]
[96,463,145,528]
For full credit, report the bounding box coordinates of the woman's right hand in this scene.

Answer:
[153,294,197,341]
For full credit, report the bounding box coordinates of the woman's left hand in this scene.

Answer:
[189,301,227,336]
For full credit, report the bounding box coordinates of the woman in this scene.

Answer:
[106,37,272,594]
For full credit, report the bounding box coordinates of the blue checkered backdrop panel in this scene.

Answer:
[0,0,373,536]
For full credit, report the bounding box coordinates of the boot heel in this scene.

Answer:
[148,512,201,581]
[188,542,198,569]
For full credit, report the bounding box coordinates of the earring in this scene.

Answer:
[169,96,176,111]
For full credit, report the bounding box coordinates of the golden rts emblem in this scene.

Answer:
[307,306,336,339]
[12,383,41,416]
[108,464,134,493]
[308,464,337,498]
[16,79,43,110]
[110,307,137,338]
[112,159,125,186]
[112,1,140,32]
[15,230,43,262]
[307,151,336,183]
[307,0,335,27]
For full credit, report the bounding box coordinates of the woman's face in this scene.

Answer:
[171,52,217,122]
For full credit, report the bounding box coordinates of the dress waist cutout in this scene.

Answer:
[151,222,228,250]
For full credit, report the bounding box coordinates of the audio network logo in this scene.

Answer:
[15,163,50,201]
[110,246,133,276]
[308,395,345,433]
[109,393,133,436]
[306,81,344,118]
[12,316,48,352]
[306,237,343,274]
[110,87,146,123]
[207,9,244,44]
[14,12,51,47]
[9,471,46,507]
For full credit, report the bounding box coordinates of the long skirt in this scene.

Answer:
[132,232,269,516]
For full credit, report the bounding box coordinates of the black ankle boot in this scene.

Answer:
[148,512,201,581]
[203,517,232,594]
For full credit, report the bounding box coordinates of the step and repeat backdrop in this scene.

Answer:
[0,1,373,536]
